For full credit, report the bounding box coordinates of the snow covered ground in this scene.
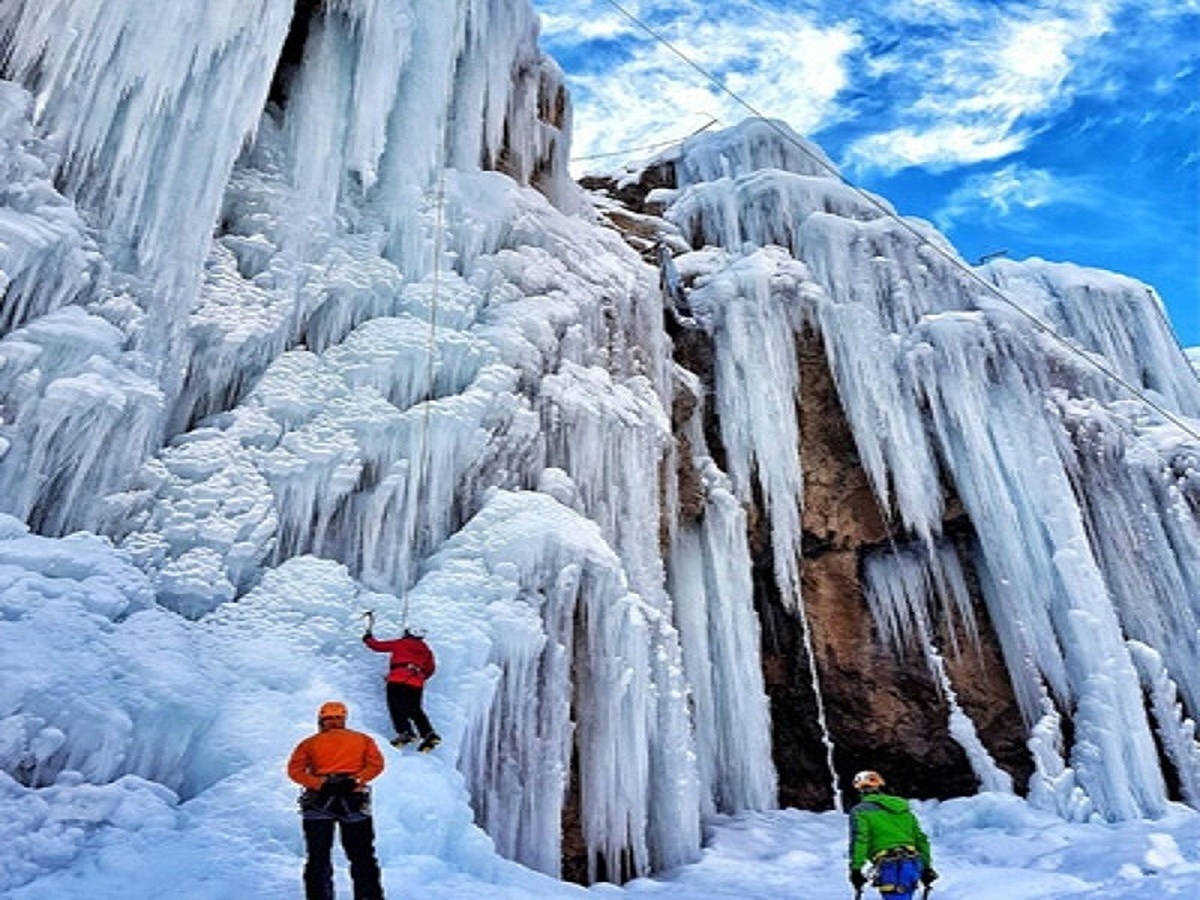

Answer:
[5,772,1200,899]
[4,516,1199,900]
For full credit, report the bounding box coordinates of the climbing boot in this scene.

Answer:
[417,733,441,753]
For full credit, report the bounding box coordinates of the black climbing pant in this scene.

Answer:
[302,816,384,900]
[385,681,433,738]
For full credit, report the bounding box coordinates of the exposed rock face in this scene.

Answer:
[793,327,1031,802]
[590,159,1034,811]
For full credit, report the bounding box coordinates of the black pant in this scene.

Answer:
[302,816,384,900]
[385,682,433,738]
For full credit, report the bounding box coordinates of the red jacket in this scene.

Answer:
[363,633,436,686]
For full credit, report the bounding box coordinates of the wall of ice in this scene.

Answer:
[0,2,776,885]
[654,117,1200,822]
[0,0,576,532]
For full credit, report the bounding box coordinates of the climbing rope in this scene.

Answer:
[599,0,1200,449]
[396,133,449,632]
[411,164,447,628]
[571,117,721,163]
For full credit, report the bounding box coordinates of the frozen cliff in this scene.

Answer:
[0,1,1198,894]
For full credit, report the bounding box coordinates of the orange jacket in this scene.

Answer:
[287,725,385,791]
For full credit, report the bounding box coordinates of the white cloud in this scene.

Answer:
[537,0,1193,179]
[848,6,1117,172]
[848,125,1029,173]
[933,163,1091,231]
[535,1,858,173]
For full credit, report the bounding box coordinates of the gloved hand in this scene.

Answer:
[849,869,867,889]
[320,774,356,797]
[921,867,939,886]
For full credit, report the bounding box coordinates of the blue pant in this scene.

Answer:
[873,852,923,899]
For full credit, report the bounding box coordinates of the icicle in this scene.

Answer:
[666,117,840,187]
[1128,641,1200,808]
[863,543,980,661]
[1027,690,1094,822]
[981,257,1200,418]
[680,245,842,808]
[681,247,811,603]
[864,544,1011,792]
[668,377,777,815]
[906,314,1170,820]
[0,307,164,533]
[1,0,295,372]
[926,644,1013,793]
[0,82,96,333]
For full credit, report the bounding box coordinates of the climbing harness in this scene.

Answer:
[871,846,923,893]
[862,846,932,900]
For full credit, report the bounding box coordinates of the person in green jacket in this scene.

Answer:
[847,770,937,898]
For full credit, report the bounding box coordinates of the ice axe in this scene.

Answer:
[360,609,375,634]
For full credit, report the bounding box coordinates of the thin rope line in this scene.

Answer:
[571,117,720,162]
[599,0,1200,448]
[402,150,448,630]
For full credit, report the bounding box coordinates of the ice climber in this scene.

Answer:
[362,622,441,751]
[847,770,937,899]
[287,701,387,900]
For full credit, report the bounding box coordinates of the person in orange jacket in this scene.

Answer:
[363,625,440,751]
[287,701,386,900]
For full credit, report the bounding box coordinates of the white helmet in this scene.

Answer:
[852,770,886,791]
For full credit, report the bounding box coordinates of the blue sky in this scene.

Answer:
[533,0,1200,348]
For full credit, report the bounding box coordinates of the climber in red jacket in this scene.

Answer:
[363,623,441,752]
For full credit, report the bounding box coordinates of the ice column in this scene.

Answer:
[667,370,777,815]
[681,245,841,807]
[442,491,682,880]
[907,313,1168,820]
[1057,399,1200,719]
[537,361,702,874]
[1129,642,1200,807]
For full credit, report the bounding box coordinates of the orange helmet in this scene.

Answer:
[853,770,886,791]
[318,701,348,721]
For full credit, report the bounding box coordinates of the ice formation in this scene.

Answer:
[0,2,1198,896]
[653,117,1199,822]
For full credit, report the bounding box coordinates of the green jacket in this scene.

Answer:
[848,792,931,870]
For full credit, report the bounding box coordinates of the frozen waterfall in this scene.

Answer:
[1,4,1199,896]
